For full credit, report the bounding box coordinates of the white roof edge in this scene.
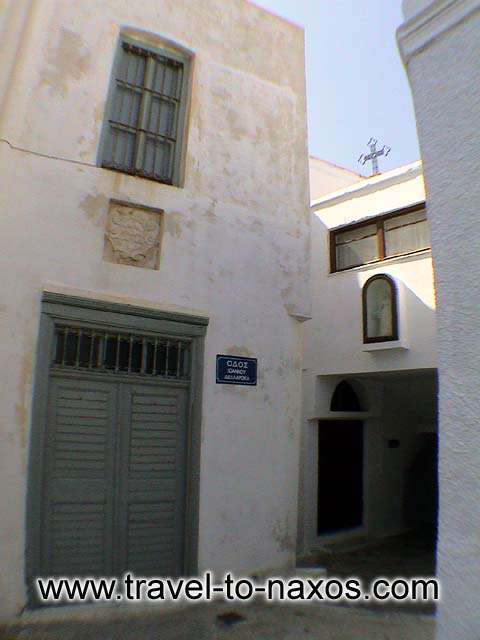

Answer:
[311,161,423,210]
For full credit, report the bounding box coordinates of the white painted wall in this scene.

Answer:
[398,2,480,638]
[0,0,310,621]
[298,163,438,554]
[305,162,435,384]
[373,374,437,536]
[309,157,363,201]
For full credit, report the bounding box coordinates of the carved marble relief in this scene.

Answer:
[103,200,163,269]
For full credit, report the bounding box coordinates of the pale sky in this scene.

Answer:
[254,0,420,175]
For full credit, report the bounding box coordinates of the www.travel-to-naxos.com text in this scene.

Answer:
[35,572,441,604]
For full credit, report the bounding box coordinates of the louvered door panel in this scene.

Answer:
[118,385,188,576]
[41,378,116,577]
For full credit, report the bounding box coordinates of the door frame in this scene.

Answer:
[26,292,208,605]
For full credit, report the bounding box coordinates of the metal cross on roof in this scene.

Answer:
[358,138,391,176]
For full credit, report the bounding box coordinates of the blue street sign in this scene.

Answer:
[216,355,257,386]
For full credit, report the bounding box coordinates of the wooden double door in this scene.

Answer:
[38,374,189,580]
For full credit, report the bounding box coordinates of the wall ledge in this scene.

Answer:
[288,312,312,323]
[42,288,209,327]
[362,340,409,352]
[306,412,373,421]
[398,0,480,63]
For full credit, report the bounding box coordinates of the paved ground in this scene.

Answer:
[3,601,435,640]
[2,531,437,639]
[297,528,437,614]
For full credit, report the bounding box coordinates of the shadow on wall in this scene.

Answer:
[313,370,438,544]
[404,431,438,533]
[307,212,437,377]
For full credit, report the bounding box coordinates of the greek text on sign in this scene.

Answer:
[216,355,257,386]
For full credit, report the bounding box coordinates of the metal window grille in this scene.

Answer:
[102,41,185,185]
[52,326,191,379]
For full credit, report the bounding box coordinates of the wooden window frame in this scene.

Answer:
[329,202,428,273]
[98,34,192,187]
[362,274,399,343]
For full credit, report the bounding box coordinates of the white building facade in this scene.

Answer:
[309,156,363,201]
[398,2,480,638]
[299,161,438,555]
[0,0,310,621]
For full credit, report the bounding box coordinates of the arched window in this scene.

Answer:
[362,274,398,343]
[330,381,363,412]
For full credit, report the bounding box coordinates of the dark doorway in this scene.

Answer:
[404,432,438,538]
[317,420,364,535]
[330,381,363,412]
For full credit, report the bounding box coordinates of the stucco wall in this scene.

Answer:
[309,157,363,202]
[372,374,437,536]
[398,3,480,638]
[305,164,436,386]
[0,0,310,620]
[298,164,437,553]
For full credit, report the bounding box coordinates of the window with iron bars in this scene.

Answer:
[52,326,191,380]
[101,38,189,186]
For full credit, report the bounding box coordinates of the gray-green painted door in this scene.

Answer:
[117,384,188,576]
[40,375,189,579]
[41,378,117,577]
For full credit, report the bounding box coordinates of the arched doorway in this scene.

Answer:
[330,380,364,412]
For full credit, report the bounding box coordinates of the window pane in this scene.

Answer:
[142,136,173,181]
[118,48,146,87]
[366,279,393,339]
[102,41,186,186]
[335,224,378,270]
[147,96,177,138]
[111,85,142,128]
[152,59,182,99]
[103,127,136,171]
[153,140,173,180]
[103,47,145,171]
[384,210,430,257]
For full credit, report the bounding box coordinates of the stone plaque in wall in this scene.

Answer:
[103,200,163,270]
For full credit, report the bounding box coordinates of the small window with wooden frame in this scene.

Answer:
[362,274,398,343]
[99,35,191,186]
[330,203,429,273]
